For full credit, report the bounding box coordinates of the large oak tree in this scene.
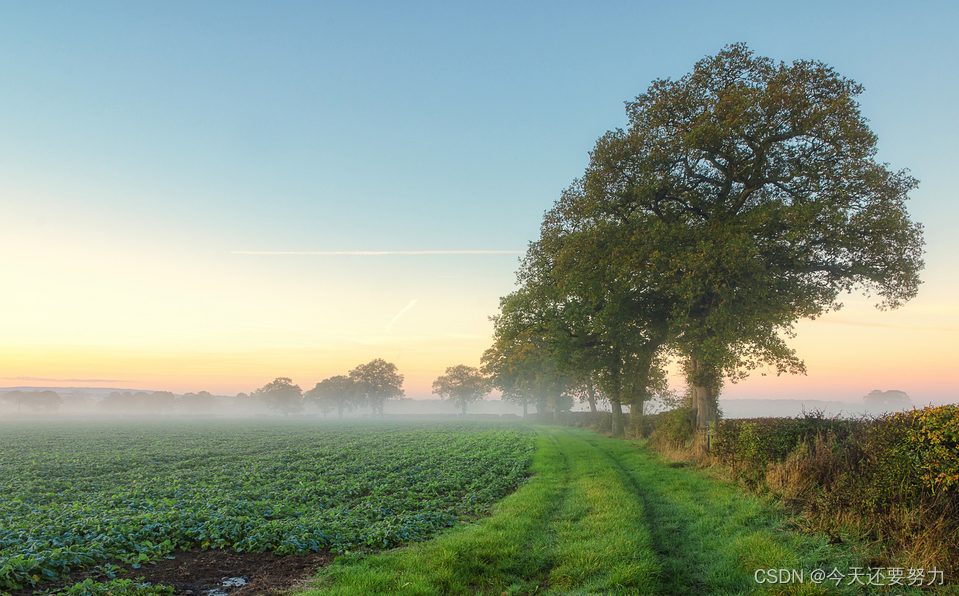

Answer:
[505,44,923,428]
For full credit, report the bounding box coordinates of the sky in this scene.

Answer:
[1,1,957,405]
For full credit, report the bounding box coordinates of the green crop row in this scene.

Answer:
[0,420,535,591]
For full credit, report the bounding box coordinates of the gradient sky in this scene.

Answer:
[1,1,956,404]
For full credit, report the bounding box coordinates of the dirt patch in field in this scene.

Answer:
[10,550,335,596]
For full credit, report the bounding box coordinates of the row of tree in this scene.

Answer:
[0,390,219,414]
[1,390,64,412]
[480,44,924,436]
[255,358,406,417]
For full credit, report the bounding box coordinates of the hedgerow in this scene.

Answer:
[645,404,959,577]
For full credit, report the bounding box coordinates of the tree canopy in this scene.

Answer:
[256,377,303,416]
[305,375,357,419]
[180,391,215,414]
[349,359,404,416]
[499,43,924,429]
[1,390,62,412]
[432,365,490,414]
[481,296,577,419]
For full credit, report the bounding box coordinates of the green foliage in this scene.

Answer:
[711,413,858,488]
[0,421,534,591]
[499,43,924,431]
[431,365,491,414]
[55,577,173,596]
[679,405,959,575]
[348,359,404,416]
[654,407,696,446]
[307,427,860,596]
[905,405,959,494]
[304,376,356,418]
[254,377,303,415]
[481,299,576,417]
[591,412,613,435]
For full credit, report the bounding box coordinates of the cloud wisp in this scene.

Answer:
[232,250,523,256]
[1,376,129,383]
[386,299,418,335]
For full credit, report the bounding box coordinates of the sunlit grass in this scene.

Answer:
[301,426,911,596]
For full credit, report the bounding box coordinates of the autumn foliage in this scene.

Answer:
[649,404,959,575]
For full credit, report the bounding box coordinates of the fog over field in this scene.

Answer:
[0,385,924,421]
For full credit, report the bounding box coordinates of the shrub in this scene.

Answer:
[907,404,959,494]
[669,405,959,576]
[653,407,696,446]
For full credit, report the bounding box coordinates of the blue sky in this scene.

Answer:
[1,1,956,401]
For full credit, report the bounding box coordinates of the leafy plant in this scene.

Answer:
[0,420,535,591]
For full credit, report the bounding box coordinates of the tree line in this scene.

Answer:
[480,44,924,437]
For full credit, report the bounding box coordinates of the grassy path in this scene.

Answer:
[301,426,858,595]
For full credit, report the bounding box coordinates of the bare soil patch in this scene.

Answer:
[10,550,334,596]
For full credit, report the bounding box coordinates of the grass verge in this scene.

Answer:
[300,426,927,595]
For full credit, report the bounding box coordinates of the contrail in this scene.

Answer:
[231,250,523,256]
[386,299,418,334]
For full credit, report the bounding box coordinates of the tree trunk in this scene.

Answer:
[536,394,547,415]
[585,378,597,414]
[627,398,645,439]
[690,358,720,428]
[611,399,625,438]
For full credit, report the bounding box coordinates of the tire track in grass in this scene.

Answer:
[303,427,818,595]
[580,433,716,594]
[489,428,572,591]
[582,432,799,595]
[546,426,659,595]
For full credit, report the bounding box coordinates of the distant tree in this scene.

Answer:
[2,390,62,413]
[481,318,544,417]
[512,213,673,436]
[432,365,491,415]
[98,391,139,412]
[486,271,663,434]
[33,390,63,412]
[349,359,404,416]
[60,392,94,411]
[864,389,912,411]
[180,391,216,413]
[255,378,304,416]
[143,391,176,414]
[132,391,150,412]
[304,375,356,419]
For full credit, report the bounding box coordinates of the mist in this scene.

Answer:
[1,384,926,423]
[0,385,528,421]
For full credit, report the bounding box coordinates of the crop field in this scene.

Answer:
[0,420,535,592]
